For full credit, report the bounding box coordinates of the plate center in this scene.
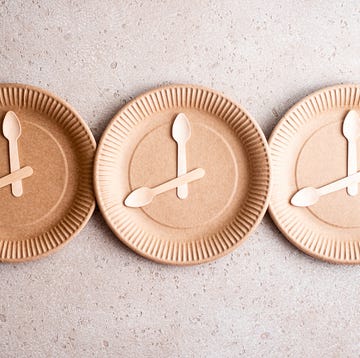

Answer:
[0,121,68,228]
[129,122,238,229]
[296,120,360,228]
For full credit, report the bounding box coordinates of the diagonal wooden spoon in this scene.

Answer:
[291,170,360,207]
[124,168,205,208]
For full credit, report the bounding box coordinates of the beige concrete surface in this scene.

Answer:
[1,0,360,357]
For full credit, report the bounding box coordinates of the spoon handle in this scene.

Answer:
[318,171,360,197]
[347,139,358,196]
[0,166,33,189]
[177,143,188,199]
[152,168,205,196]
[8,139,23,197]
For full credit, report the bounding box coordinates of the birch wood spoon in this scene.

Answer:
[291,170,360,207]
[124,168,205,208]
[172,113,191,199]
[342,110,360,196]
[2,111,23,197]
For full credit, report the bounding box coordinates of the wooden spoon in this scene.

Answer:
[291,170,360,207]
[124,168,205,208]
[342,110,360,196]
[172,113,191,199]
[2,111,23,197]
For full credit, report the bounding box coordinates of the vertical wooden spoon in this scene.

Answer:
[2,111,23,197]
[342,110,360,196]
[172,113,191,199]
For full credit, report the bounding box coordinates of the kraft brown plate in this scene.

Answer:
[94,84,271,265]
[269,84,360,264]
[0,83,96,262]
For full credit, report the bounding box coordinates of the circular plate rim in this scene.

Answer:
[268,83,360,264]
[94,83,272,265]
[0,82,96,262]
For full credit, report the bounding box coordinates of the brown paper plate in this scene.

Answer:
[269,84,360,264]
[0,83,96,262]
[94,84,271,265]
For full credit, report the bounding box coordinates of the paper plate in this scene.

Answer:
[94,84,271,265]
[269,84,360,264]
[0,83,96,262]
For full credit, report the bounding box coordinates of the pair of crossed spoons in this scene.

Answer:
[1,112,33,196]
[124,114,205,208]
[291,110,360,207]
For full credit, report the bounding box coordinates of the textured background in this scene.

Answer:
[1,1,360,357]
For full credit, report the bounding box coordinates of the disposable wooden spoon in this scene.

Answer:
[291,170,360,207]
[124,168,205,208]
[0,166,33,190]
[171,113,191,199]
[342,110,360,196]
[2,111,23,197]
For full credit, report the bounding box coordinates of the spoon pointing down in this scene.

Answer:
[291,170,360,207]
[124,168,205,208]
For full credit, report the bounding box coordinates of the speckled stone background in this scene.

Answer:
[1,1,360,357]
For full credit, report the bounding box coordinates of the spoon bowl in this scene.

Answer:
[2,111,21,141]
[172,113,191,144]
[342,110,360,140]
[291,187,319,207]
[124,187,153,208]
